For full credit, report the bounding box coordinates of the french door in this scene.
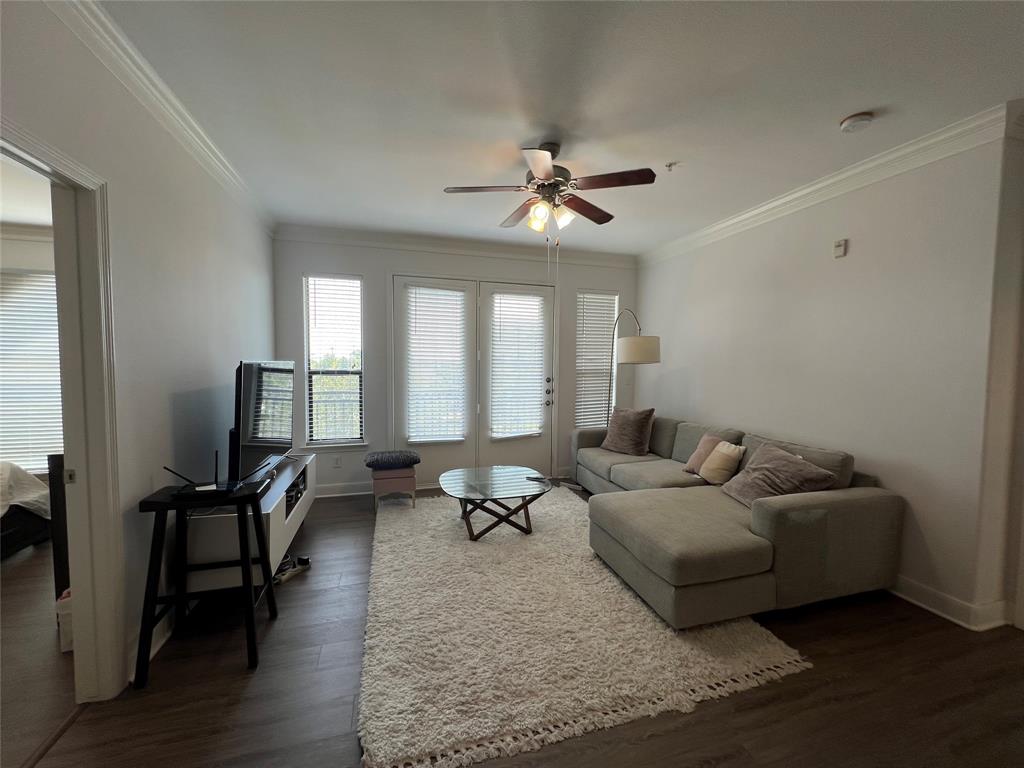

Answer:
[392,276,554,485]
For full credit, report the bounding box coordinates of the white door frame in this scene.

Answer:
[2,119,124,701]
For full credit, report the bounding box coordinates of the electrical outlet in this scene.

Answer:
[333,455,343,469]
[833,238,849,259]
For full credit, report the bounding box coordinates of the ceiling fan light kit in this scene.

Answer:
[444,143,656,234]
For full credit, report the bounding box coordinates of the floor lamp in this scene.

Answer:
[607,309,661,424]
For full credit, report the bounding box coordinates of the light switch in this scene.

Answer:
[833,239,849,259]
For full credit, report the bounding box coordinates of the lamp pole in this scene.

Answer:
[607,308,643,425]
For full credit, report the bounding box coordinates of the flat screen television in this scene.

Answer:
[228,360,295,485]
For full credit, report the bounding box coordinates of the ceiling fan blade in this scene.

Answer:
[561,195,613,225]
[521,148,554,180]
[500,197,541,228]
[444,185,528,193]
[573,168,656,191]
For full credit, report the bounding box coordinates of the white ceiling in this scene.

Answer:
[102,1,1024,255]
[0,155,52,226]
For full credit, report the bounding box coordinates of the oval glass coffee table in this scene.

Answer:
[439,465,552,541]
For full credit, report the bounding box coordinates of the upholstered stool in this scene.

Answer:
[365,450,421,510]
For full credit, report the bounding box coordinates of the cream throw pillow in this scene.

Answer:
[699,442,746,485]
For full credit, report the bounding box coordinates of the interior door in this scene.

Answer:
[477,282,555,474]
[392,276,477,485]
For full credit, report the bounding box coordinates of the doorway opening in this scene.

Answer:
[0,152,78,767]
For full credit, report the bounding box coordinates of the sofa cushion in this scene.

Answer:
[601,407,656,455]
[577,447,659,481]
[671,422,745,463]
[648,417,682,458]
[738,434,853,489]
[589,487,773,587]
[610,459,708,490]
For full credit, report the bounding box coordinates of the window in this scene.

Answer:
[306,276,363,442]
[575,291,618,428]
[490,292,545,439]
[250,364,293,442]
[406,284,466,442]
[0,271,63,473]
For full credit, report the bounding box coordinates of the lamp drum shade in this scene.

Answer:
[616,335,661,364]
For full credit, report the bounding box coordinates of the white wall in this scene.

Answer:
[273,225,637,495]
[636,139,1012,627]
[1,2,274,687]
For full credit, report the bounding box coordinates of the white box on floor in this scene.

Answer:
[56,595,73,653]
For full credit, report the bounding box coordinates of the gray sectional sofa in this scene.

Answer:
[572,417,904,629]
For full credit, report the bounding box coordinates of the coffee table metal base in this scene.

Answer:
[459,494,543,541]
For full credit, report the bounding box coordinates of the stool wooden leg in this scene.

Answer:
[134,509,167,689]
[174,508,188,628]
[236,503,258,669]
[249,500,277,620]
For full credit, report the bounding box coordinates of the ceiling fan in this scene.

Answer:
[443,142,656,233]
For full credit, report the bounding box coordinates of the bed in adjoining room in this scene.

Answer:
[1,457,69,596]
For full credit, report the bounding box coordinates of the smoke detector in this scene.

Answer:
[839,111,874,133]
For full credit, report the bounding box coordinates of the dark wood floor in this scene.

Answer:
[1,540,77,768]
[32,493,1024,768]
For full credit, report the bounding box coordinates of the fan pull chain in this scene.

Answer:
[546,235,551,279]
[555,237,560,285]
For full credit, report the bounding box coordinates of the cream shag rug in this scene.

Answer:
[359,486,809,768]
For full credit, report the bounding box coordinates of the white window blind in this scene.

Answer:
[490,292,545,439]
[250,364,293,442]
[306,276,363,442]
[406,285,466,442]
[0,271,64,473]
[575,291,618,428]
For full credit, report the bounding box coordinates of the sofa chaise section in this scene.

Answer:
[589,487,778,628]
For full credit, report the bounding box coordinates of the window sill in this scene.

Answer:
[304,442,370,452]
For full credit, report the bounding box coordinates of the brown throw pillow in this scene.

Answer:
[684,433,723,473]
[601,407,655,456]
[722,443,837,507]
[698,442,746,485]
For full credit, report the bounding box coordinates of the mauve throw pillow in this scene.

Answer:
[601,407,655,456]
[722,443,837,508]
[684,433,723,473]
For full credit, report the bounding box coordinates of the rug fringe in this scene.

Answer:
[360,656,811,768]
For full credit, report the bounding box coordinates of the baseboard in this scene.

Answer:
[317,481,442,499]
[316,481,371,498]
[891,575,1010,631]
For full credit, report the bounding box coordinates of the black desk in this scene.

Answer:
[134,479,278,688]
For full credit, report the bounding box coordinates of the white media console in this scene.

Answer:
[184,453,317,592]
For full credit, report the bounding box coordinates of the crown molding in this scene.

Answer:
[273,223,638,270]
[645,104,1009,264]
[44,1,260,213]
[1,222,54,242]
